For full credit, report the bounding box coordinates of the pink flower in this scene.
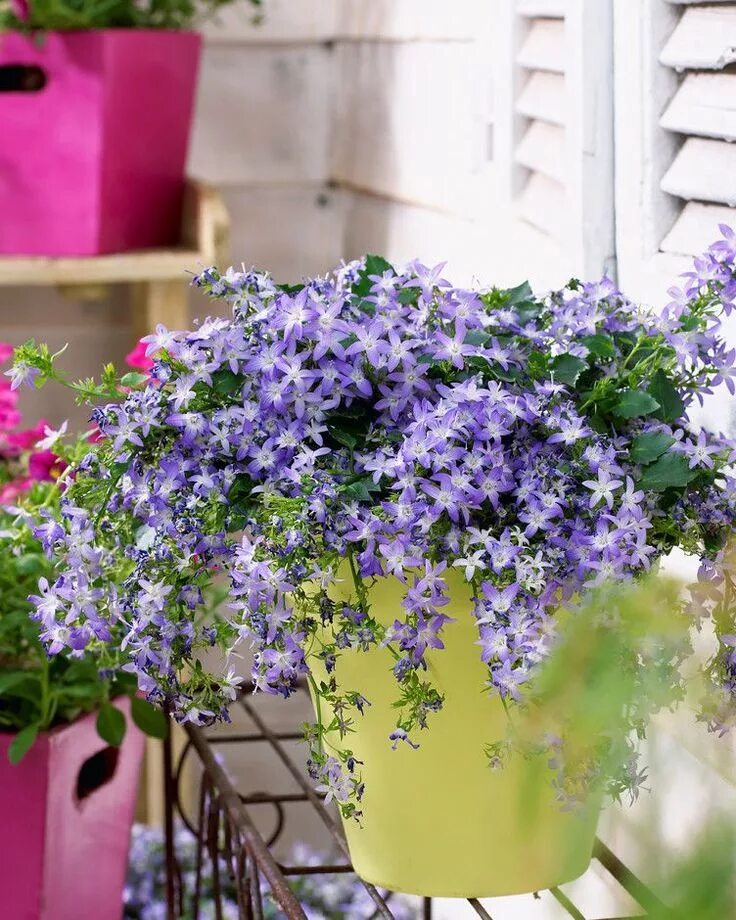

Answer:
[0,408,22,434]
[0,343,14,365]
[0,478,31,504]
[0,380,18,405]
[125,340,154,373]
[9,0,29,20]
[6,419,48,453]
[28,450,66,483]
[0,380,20,433]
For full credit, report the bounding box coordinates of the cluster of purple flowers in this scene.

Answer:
[17,231,736,814]
[125,824,418,919]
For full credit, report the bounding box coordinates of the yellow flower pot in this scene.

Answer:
[307,570,600,898]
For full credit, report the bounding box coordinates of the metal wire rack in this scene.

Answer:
[162,683,664,919]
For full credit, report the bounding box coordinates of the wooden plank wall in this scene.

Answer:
[193,0,343,281]
[334,1,493,285]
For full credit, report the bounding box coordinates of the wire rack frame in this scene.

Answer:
[162,686,666,920]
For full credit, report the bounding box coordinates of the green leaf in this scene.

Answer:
[463,329,491,347]
[398,287,419,305]
[228,476,254,505]
[53,684,104,701]
[96,702,126,747]
[119,372,149,388]
[0,671,37,696]
[515,301,542,325]
[14,553,44,576]
[648,370,685,423]
[613,390,661,419]
[551,354,587,387]
[342,477,381,502]
[528,352,550,380]
[212,369,244,397]
[9,723,39,764]
[582,334,615,359]
[639,453,696,491]
[328,428,358,450]
[630,431,676,465]
[131,697,169,741]
[588,414,609,435]
[504,280,533,305]
[364,254,394,277]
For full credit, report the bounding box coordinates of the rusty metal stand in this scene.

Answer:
[162,683,663,919]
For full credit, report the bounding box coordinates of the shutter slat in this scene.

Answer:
[665,1,733,5]
[661,201,736,255]
[518,172,565,236]
[517,19,566,74]
[515,120,565,182]
[517,71,565,125]
[660,72,736,140]
[661,137,736,205]
[514,6,567,243]
[660,7,736,70]
[516,0,567,17]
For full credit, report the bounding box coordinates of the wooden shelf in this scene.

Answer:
[0,179,230,338]
[0,247,206,288]
[0,180,229,287]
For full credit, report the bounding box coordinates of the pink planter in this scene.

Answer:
[0,30,201,255]
[0,697,145,920]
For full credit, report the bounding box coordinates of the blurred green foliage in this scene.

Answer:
[0,0,262,33]
[648,821,736,919]
[491,575,692,813]
[500,573,736,916]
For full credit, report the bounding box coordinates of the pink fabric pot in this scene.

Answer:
[0,697,145,920]
[0,30,201,255]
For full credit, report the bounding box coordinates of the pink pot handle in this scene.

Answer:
[0,63,46,92]
[75,746,120,803]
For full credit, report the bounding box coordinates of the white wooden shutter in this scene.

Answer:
[660,3,736,256]
[489,0,615,290]
[614,0,736,303]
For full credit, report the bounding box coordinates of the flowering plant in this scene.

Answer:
[124,823,418,919]
[13,232,736,814]
[0,344,168,761]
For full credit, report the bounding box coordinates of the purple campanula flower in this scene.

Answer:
[676,429,722,469]
[5,361,40,390]
[432,324,475,369]
[583,469,623,510]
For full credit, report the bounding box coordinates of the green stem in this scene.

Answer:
[346,547,368,610]
[38,655,51,730]
[307,673,326,755]
[346,547,401,661]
